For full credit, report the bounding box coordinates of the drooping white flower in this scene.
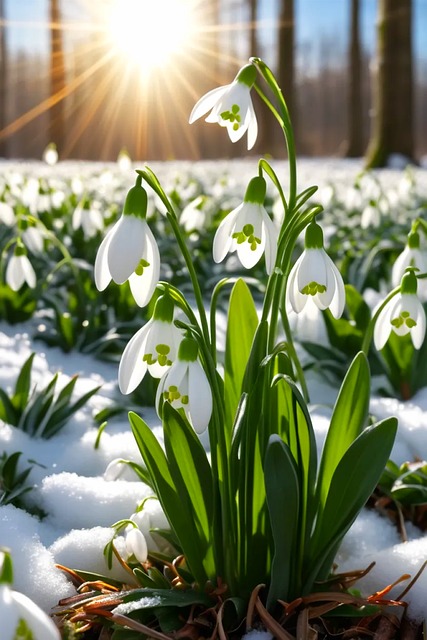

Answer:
[117,148,132,172]
[124,526,148,564]
[0,550,60,640]
[287,220,346,319]
[94,176,160,307]
[5,242,36,291]
[189,64,258,150]
[156,336,212,434]
[42,142,58,166]
[180,195,211,232]
[361,201,381,229]
[213,176,278,274]
[124,506,170,555]
[374,270,426,350]
[392,230,427,301]
[119,293,183,394]
[73,198,104,239]
[0,201,15,226]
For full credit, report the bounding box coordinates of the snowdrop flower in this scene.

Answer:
[94,175,160,307]
[0,549,60,640]
[124,526,148,564]
[392,230,427,301]
[73,197,104,238]
[361,201,381,229]
[156,336,212,434]
[0,201,15,226]
[117,148,132,172]
[119,293,182,394]
[213,176,278,274]
[189,63,258,150]
[5,241,36,291]
[180,195,211,232]
[42,142,58,166]
[288,220,345,319]
[19,218,44,254]
[374,270,426,350]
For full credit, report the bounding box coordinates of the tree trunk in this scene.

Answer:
[345,0,364,157]
[277,0,295,122]
[365,0,414,168]
[0,0,7,157]
[49,0,66,154]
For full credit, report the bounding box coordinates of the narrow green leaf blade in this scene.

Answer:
[224,279,259,429]
[129,411,208,586]
[265,435,299,607]
[316,352,370,511]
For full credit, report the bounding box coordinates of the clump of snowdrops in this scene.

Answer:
[56,59,427,637]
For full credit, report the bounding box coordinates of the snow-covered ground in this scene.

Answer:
[0,158,427,627]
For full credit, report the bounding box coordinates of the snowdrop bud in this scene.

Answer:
[43,143,58,166]
[125,527,148,564]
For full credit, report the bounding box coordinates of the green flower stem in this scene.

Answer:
[361,286,400,355]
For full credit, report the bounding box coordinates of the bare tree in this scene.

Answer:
[345,0,364,157]
[0,0,7,156]
[365,0,414,167]
[49,0,66,153]
[277,0,295,121]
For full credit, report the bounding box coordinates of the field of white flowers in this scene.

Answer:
[0,156,427,638]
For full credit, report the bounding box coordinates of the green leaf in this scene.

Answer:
[316,352,370,513]
[162,403,215,576]
[0,387,18,425]
[307,417,397,590]
[224,279,258,430]
[265,435,299,607]
[129,411,209,587]
[12,352,35,413]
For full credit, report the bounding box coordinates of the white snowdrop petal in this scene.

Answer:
[374,297,396,350]
[188,361,212,434]
[108,216,146,284]
[5,256,23,291]
[118,322,151,394]
[246,101,258,150]
[94,225,114,291]
[0,585,20,639]
[13,590,61,639]
[328,259,346,319]
[412,304,426,349]
[125,528,148,563]
[22,255,36,289]
[288,253,306,313]
[189,85,229,123]
[128,223,160,307]
[212,206,240,263]
[0,201,15,225]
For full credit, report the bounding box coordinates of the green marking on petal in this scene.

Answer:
[14,618,34,640]
[301,281,327,296]
[134,258,150,276]
[143,353,155,365]
[232,223,261,252]
[391,311,417,330]
[156,344,170,356]
[220,104,241,128]
[164,385,181,402]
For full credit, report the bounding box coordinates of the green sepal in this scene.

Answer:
[244,176,266,204]
[123,175,148,219]
[235,63,257,88]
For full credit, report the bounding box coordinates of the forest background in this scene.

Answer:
[0,0,426,165]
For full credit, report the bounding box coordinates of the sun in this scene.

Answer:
[108,0,196,77]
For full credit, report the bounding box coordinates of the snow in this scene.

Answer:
[0,159,427,628]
